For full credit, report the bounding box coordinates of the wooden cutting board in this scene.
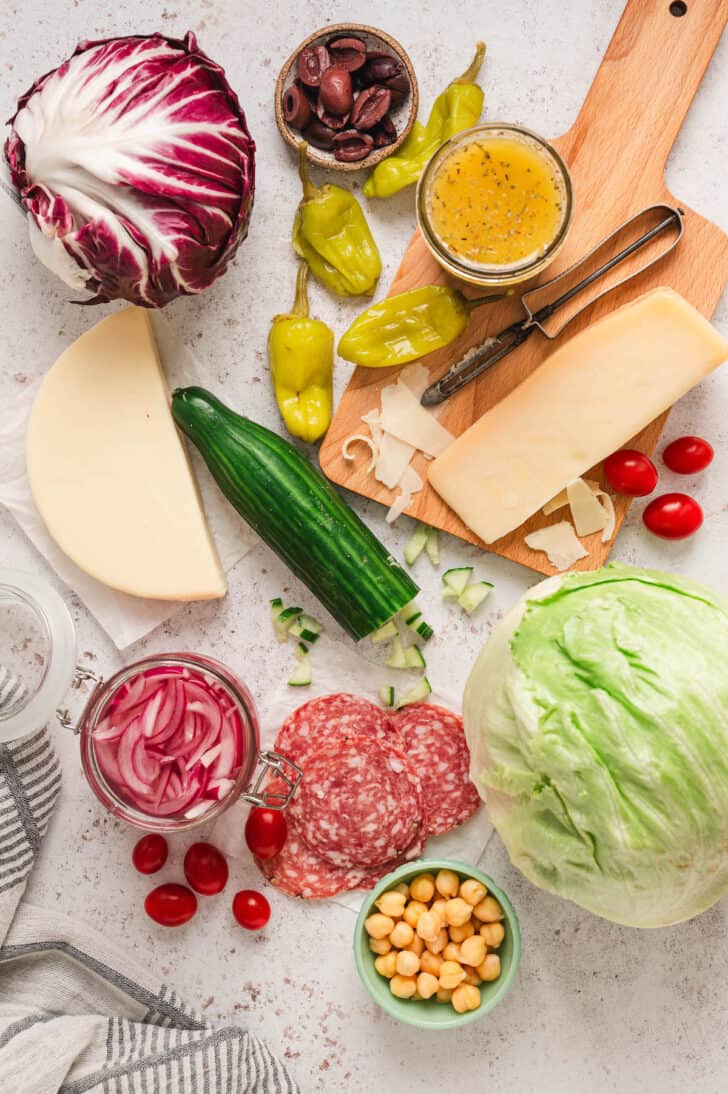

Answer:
[320,0,728,575]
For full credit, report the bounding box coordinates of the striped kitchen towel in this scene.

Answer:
[0,666,300,1094]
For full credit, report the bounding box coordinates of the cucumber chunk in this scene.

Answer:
[379,685,396,707]
[458,581,494,614]
[288,613,323,643]
[397,677,432,708]
[404,524,429,566]
[270,598,288,642]
[288,647,312,686]
[425,527,440,566]
[404,645,426,670]
[442,567,473,598]
[415,620,434,641]
[370,620,398,644]
[385,637,408,670]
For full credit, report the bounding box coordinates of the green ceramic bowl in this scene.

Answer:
[354,859,521,1030]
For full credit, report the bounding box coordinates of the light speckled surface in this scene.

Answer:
[1,2,727,1090]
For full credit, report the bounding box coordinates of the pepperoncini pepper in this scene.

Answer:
[268,263,334,443]
[337,283,508,368]
[292,143,382,296]
[362,42,486,200]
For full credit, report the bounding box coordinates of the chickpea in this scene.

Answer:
[443,942,462,963]
[435,869,460,899]
[476,954,502,982]
[439,961,466,990]
[449,921,475,943]
[396,949,421,977]
[409,873,436,903]
[452,984,481,1014]
[415,911,441,943]
[403,901,428,928]
[393,882,410,898]
[376,890,406,918]
[463,968,483,987]
[374,952,397,978]
[416,972,439,1000]
[369,938,392,956]
[406,934,425,957]
[480,922,505,948]
[473,896,503,923]
[420,950,442,977]
[430,898,448,926]
[459,878,488,907]
[436,987,453,1004]
[425,928,448,955]
[365,913,395,940]
[459,935,487,968]
[389,921,414,949]
[389,975,417,999]
[444,898,472,927]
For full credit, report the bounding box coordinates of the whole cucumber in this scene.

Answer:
[171,387,418,641]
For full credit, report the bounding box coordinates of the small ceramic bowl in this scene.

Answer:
[275,23,419,172]
[354,858,521,1030]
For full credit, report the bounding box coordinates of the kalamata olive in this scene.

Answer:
[326,36,367,72]
[297,44,330,87]
[302,118,336,150]
[359,52,402,84]
[295,76,319,104]
[351,85,392,130]
[333,130,374,162]
[384,71,411,105]
[315,99,350,130]
[283,84,312,129]
[371,114,397,147]
[319,66,354,115]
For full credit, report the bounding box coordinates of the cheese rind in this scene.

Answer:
[27,308,226,601]
[428,289,728,544]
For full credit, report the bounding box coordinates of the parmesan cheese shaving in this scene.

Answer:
[380,382,454,457]
[525,522,588,571]
[594,489,616,542]
[342,434,379,473]
[375,432,415,490]
[566,478,609,536]
[386,465,423,524]
[398,362,431,399]
[543,479,601,516]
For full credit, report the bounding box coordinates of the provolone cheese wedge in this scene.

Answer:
[429,289,728,543]
[27,308,226,601]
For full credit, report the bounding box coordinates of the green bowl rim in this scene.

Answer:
[354,857,522,1030]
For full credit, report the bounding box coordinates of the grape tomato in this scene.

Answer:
[245,807,288,860]
[183,842,229,895]
[643,493,703,539]
[145,883,197,926]
[663,436,714,475]
[603,449,658,496]
[233,889,271,930]
[132,833,168,874]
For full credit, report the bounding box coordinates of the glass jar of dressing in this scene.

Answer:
[417,123,573,288]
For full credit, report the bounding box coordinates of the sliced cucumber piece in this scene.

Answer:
[385,637,408,670]
[404,645,426,670]
[379,685,396,707]
[442,567,473,598]
[288,647,312,686]
[397,677,432,708]
[370,620,398,645]
[401,602,434,643]
[404,524,429,566]
[270,598,288,642]
[425,527,440,566]
[288,613,323,644]
[458,581,494,614]
[278,605,303,625]
[415,620,434,641]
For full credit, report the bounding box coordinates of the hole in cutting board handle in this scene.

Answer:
[669,1,687,15]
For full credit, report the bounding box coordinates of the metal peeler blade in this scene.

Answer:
[421,204,684,407]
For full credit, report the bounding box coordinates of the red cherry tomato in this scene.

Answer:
[183,842,229,895]
[145,883,197,927]
[245,807,288,860]
[132,833,169,875]
[603,449,658,496]
[643,493,703,539]
[663,436,714,475]
[233,889,271,930]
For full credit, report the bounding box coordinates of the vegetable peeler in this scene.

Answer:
[420,204,684,406]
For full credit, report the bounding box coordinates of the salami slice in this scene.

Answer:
[295,735,426,869]
[275,693,398,766]
[392,703,480,837]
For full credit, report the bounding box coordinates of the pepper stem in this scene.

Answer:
[291,262,310,318]
[298,142,318,201]
[462,287,513,313]
[454,41,486,85]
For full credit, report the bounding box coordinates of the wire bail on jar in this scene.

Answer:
[244,750,303,810]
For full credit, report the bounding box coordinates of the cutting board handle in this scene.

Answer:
[564,0,727,190]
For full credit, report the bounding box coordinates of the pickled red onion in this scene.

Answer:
[91,667,244,819]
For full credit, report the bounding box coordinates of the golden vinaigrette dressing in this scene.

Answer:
[427,136,566,267]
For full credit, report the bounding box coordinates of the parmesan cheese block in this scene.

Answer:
[27,308,226,601]
[428,289,728,544]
